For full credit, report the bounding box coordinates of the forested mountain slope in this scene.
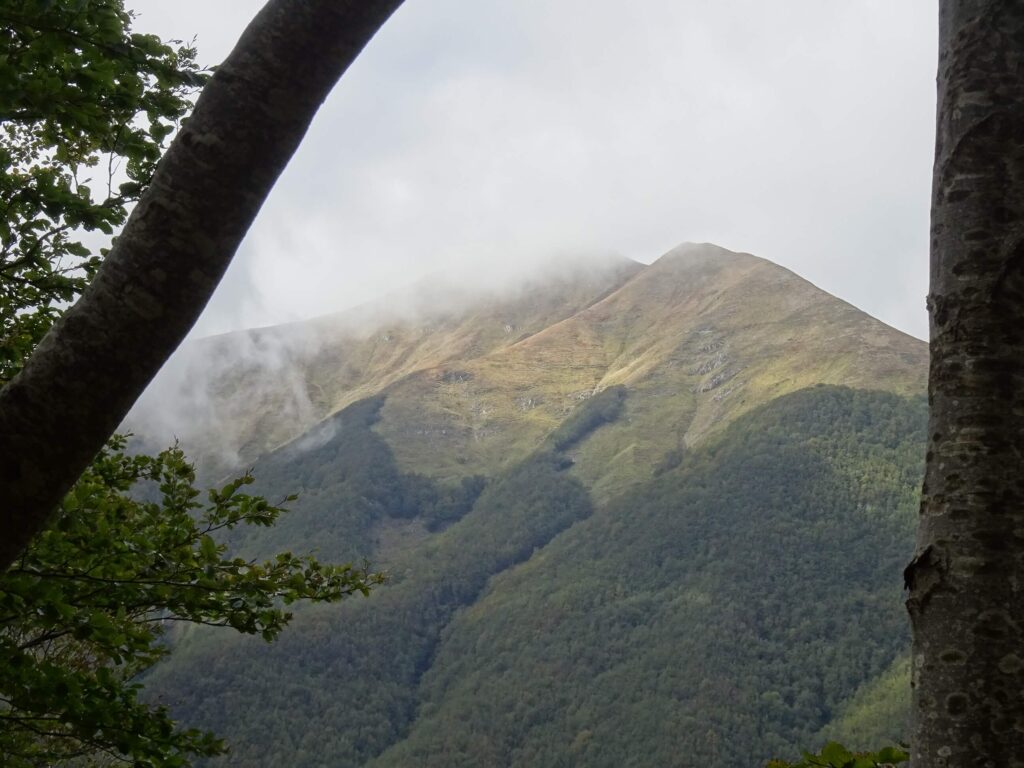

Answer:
[139,244,927,767]
[368,387,923,767]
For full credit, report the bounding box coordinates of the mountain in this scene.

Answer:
[129,252,643,475]
[137,244,926,767]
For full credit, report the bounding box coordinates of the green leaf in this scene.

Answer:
[875,746,909,764]
[821,742,854,766]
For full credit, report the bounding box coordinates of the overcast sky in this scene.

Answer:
[131,0,937,341]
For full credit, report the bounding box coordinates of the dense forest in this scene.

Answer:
[145,393,598,765]
[145,385,925,767]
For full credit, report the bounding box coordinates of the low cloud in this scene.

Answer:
[129,0,935,343]
[126,249,633,471]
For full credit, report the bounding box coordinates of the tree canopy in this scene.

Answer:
[0,0,205,384]
[0,439,381,766]
[0,2,388,764]
[0,0,405,570]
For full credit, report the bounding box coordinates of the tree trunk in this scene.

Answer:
[0,0,404,571]
[907,2,1024,766]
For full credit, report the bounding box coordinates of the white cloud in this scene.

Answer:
[130,0,936,340]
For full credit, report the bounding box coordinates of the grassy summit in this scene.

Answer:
[133,243,923,489]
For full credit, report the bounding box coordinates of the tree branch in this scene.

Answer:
[0,0,405,570]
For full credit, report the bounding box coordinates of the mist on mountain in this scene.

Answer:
[137,243,925,767]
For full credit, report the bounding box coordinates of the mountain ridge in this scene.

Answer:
[370,243,924,497]
[138,242,927,767]
[130,243,924,494]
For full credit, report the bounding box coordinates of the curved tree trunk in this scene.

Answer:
[0,0,404,570]
[907,1,1024,766]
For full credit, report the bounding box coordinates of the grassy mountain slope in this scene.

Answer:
[131,244,923,493]
[137,244,927,767]
[128,256,641,473]
[373,244,924,500]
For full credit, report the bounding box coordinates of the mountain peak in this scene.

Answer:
[657,240,746,259]
[129,243,926,489]
[652,241,759,267]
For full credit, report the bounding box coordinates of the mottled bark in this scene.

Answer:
[906,2,1024,766]
[0,0,404,570]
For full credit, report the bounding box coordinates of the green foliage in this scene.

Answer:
[366,386,925,767]
[142,386,925,768]
[548,384,627,452]
[818,656,910,750]
[0,0,206,382]
[0,437,383,766]
[0,5,386,764]
[403,472,487,531]
[226,396,485,563]
[766,741,908,768]
[144,425,593,767]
